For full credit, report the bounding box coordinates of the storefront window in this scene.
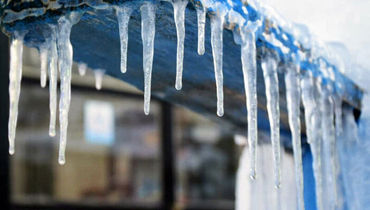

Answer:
[10,83,162,206]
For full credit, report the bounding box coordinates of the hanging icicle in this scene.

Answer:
[261,52,281,188]
[140,1,156,115]
[78,62,87,76]
[94,69,105,90]
[334,94,343,138]
[301,72,323,210]
[172,0,188,90]
[115,3,133,74]
[8,31,25,155]
[56,12,82,165]
[333,94,343,209]
[240,20,260,180]
[319,84,339,209]
[210,13,224,117]
[196,6,206,55]
[285,63,304,210]
[48,25,59,137]
[39,45,48,88]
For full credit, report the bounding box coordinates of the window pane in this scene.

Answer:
[11,82,162,206]
[174,107,238,207]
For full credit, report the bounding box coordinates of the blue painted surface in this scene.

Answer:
[303,144,317,210]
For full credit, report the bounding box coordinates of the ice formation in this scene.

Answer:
[115,3,133,74]
[47,25,59,137]
[78,62,87,76]
[301,72,323,210]
[240,20,260,180]
[284,63,304,210]
[56,12,82,165]
[334,95,343,137]
[319,84,339,209]
[210,13,225,117]
[94,69,105,90]
[140,1,156,115]
[8,31,25,155]
[39,45,48,88]
[261,53,281,188]
[196,7,206,55]
[173,0,188,90]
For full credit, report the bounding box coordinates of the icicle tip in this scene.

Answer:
[217,109,224,117]
[144,106,150,116]
[249,173,256,180]
[58,158,66,165]
[9,147,14,155]
[49,130,56,137]
[175,83,182,90]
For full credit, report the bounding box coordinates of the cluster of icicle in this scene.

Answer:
[8,12,107,165]
[7,0,353,209]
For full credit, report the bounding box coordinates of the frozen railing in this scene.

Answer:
[0,1,364,210]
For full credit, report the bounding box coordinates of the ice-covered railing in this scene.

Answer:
[0,0,363,210]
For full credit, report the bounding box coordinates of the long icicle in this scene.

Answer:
[301,72,323,210]
[334,95,343,137]
[319,85,338,209]
[261,53,281,188]
[140,1,156,115]
[48,25,59,137]
[333,94,343,208]
[329,94,338,209]
[115,4,133,73]
[210,14,224,117]
[57,14,78,165]
[8,32,25,155]
[240,26,258,179]
[285,63,304,210]
[40,45,48,88]
[196,6,206,55]
[173,0,188,90]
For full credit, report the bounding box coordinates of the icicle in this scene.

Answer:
[285,63,304,210]
[8,32,25,155]
[94,69,105,90]
[319,84,338,209]
[57,13,81,165]
[40,45,48,88]
[333,94,343,209]
[301,73,323,210]
[261,53,281,188]
[140,2,156,115]
[210,14,224,117]
[333,95,343,137]
[78,62,87,76]
[48,25,59,137]
[240,23,259,180]
[115,4,133,73]
[301,73,315,144]
[196,6,206,55]
[173,0,188,90]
